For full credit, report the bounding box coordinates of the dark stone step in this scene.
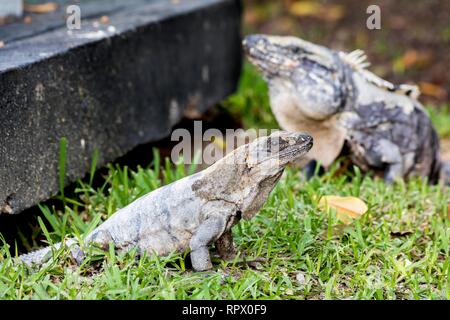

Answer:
[0,0,243,214]
[0,0,22,21]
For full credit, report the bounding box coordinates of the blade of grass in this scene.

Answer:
[59,137,68,205]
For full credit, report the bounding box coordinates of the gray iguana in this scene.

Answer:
[14,131,313,271]
[243,34,450,184]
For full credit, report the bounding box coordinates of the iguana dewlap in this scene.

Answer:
[244,34,447,183]
[16,131,313,271]
[269,79,345,167]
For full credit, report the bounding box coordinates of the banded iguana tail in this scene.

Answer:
[243,34,450,184]
[16,131,313,271]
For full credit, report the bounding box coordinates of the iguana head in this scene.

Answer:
[246,131,313,173]
[243,34,348,120]
[243,34,421,119]
[239,131,312,219]
[193,131,312,220]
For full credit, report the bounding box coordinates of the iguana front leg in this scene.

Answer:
[366,138,406,183]
[215,230,236,261]
[384,162,404,183]
[378,140,408,183]
[190,216,227,271]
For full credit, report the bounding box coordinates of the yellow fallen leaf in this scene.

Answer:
[318,195,368,225]
[289,1,323,16]
[99,15,110,24]
[24,2,58,14]
[289,1,345,22]
[212,136,226,150]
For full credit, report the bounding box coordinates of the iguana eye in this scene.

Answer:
[291,47,301,54]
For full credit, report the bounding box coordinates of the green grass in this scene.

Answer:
[0,64,449,300]
[222,63,278,130]
[427,105,450,138]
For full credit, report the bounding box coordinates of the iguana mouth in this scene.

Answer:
[243,34,298,77]
[247,132,313,167]
[278,139,313,163]
[267,133,314,165]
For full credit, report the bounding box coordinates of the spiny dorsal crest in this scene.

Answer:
[339,49,420,99]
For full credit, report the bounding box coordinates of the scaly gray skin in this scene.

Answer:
[243,34,449,184]
[17,131,313,271]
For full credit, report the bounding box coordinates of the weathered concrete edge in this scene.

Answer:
[0,0,243,214]
[0,0,237,72]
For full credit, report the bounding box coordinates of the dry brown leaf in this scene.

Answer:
[24,2,58,14]
[99,15,109,24]
[440,139,450,161]
[447,203,450,220]
[355,31,369,49]
[394,50,433,72]
[318,195,368,225]
[289,1,345,22]
[324,6,344,21]
[24,16,33,24]
[403,50,432,68]
[389,16,408,30]
[419,82,448,99]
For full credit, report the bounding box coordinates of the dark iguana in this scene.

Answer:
[243,34,450,184]
[14,131,313,271]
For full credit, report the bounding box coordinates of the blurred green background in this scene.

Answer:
[242,0,450,106]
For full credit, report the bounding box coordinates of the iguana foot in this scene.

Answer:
[384,162,404,184]
[189,215,227,271]
[190,247,213,271]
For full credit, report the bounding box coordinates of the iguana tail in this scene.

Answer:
[18,239,84,266]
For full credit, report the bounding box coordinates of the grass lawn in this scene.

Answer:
[0,64,449,300]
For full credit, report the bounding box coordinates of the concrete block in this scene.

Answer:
[0,0,242,214]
